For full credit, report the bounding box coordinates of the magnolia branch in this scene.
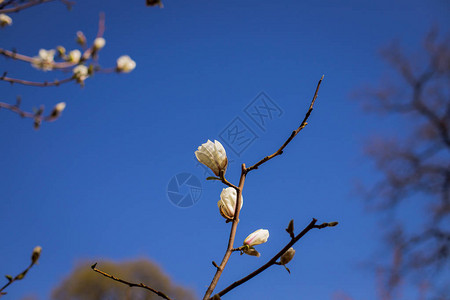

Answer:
[90,263,173,300]
[0,48,81,69]
[0,73,74,87]
[0,0,73,14]
[202,76,325,299]
[212,219,338,299]
[0,99,66,129]
[245,75,324,173]
[0,14,110,88]
[0,247,41,297]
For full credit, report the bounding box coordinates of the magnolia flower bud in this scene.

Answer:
[68,49,81,63]
[48,102,66,121]
[0,14,12,27]
[195,140,228,177]
[146,0,163,7]
[76,31,86,46]
[31,49,55,71]
[217,187,243,221]
[73,65,89,83]
[244,229,269,246]
[243,247,260,257]
[280,247,295,265]
[116,55,136,73]
[31,246,42,264]
[93,37,106,50]
[56,46,66,57]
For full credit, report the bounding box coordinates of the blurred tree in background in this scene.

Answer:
[355,29,449,299]
[51,259,196,300]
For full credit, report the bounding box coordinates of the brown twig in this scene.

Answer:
[245,75,324,173]
[0,74,74,87]
[90,263,173,300]
[202,76,325,299]
[212,219,337,299]
[0,98,65,129]
[0,247,41,297]
[0,0,73,14]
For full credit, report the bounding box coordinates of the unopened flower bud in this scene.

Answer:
[56,46,66,57]
[280,247,295,265]
[73,65,89,83]
[31,246,42,264]
[68,49,81,63]
[93,37,105,50]
[195,140,228,177]
[242,247,260,257]
[0,14,12,27]
[146,0,163,7]
[244,229,269,247]
[76,31,86,46]
[48,102,66,121]
[217,187,243,221]
[116,55,136,73]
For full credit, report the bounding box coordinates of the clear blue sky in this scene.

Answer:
[1,1,449,299]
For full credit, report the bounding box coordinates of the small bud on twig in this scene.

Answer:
[76,31,87,46]
[285,219,295,239]
[31,246,42,264]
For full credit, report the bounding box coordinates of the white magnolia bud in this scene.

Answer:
[54,102,66,113]
[76,31,86,46]
[31,246,42,264]
[68,49,81,63]
[244,229,269,247]
[280,247,295,265]
[31,49,55,71]
[195,140,228,177]
[73,65,89,82]
[217,187,243,220]
[56,46,66,56]
[0,14,12,27]
[116,55,136,73]
[93,37,105,50]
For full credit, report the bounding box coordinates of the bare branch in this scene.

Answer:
[0,0,73,14]
[0,74,74,87]
[0,98,66,129]
[245,75,324,173]
[0,247,41,297]
[90,263,173,300]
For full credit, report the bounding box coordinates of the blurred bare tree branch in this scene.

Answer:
[354,27,450,298]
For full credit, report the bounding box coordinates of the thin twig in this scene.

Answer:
[202,76,325,299]
[0,0,73,14]
[0,247,40,297]
[245,75,324,173]
[0,74,74,87]
[90,263,173,300]
[213,219,337,299]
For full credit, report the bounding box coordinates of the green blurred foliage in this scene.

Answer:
[51,259,197,300]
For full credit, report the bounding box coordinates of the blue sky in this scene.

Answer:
[0,1,449,299]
